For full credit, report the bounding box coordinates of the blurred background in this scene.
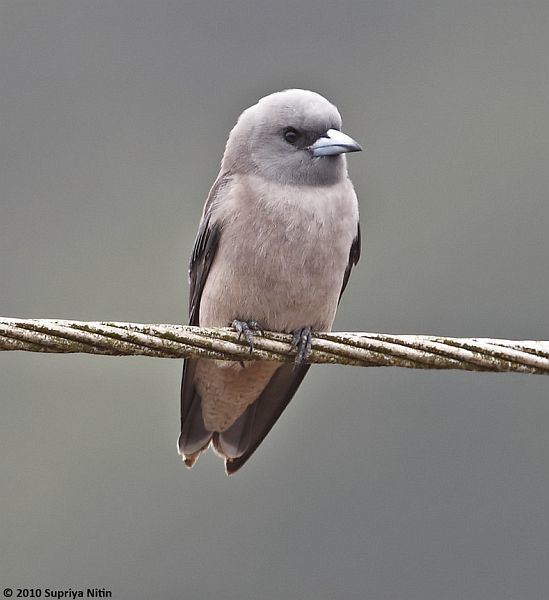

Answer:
[1,1,547,598]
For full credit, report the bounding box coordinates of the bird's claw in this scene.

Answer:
[232,319,263,353]
[292,326,313,365]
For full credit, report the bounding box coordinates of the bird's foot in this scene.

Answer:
[232,319,263,353]
[292,326,313,366]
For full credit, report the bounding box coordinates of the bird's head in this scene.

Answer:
[221,89,362,186]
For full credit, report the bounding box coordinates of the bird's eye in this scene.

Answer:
[283,128,300,144]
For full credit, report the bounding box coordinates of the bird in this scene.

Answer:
[178,89,362,474]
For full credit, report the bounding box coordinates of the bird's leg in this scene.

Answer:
[292,326,313,365]
[247,320,264,335]
[232,319,263,353]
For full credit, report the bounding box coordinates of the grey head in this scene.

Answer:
[221,89,362,186]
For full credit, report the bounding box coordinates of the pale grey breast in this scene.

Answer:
[199,173,359,332]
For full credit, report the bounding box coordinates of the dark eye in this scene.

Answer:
[283,127,300,144]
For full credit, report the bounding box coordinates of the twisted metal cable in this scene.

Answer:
[0,317,548,375]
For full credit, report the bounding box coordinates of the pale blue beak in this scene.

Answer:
[309,128,362,157]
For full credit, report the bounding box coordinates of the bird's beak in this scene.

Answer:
[309,128,362,157]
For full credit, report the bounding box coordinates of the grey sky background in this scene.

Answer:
[1,1,548,599]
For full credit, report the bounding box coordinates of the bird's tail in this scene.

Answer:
[178,387,212,468]
[179,388,251,468]
[180,359,311,474]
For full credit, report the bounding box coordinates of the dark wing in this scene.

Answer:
[187,177,228,326]
[219,363,311,475]
[179,178,226,461]
[339,222,361,301]
[221,220,361,475]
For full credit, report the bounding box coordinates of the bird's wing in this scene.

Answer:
[219,362,311,474]
[339,222,361,301]
[187,176,228,326]
[179,177,226,460]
